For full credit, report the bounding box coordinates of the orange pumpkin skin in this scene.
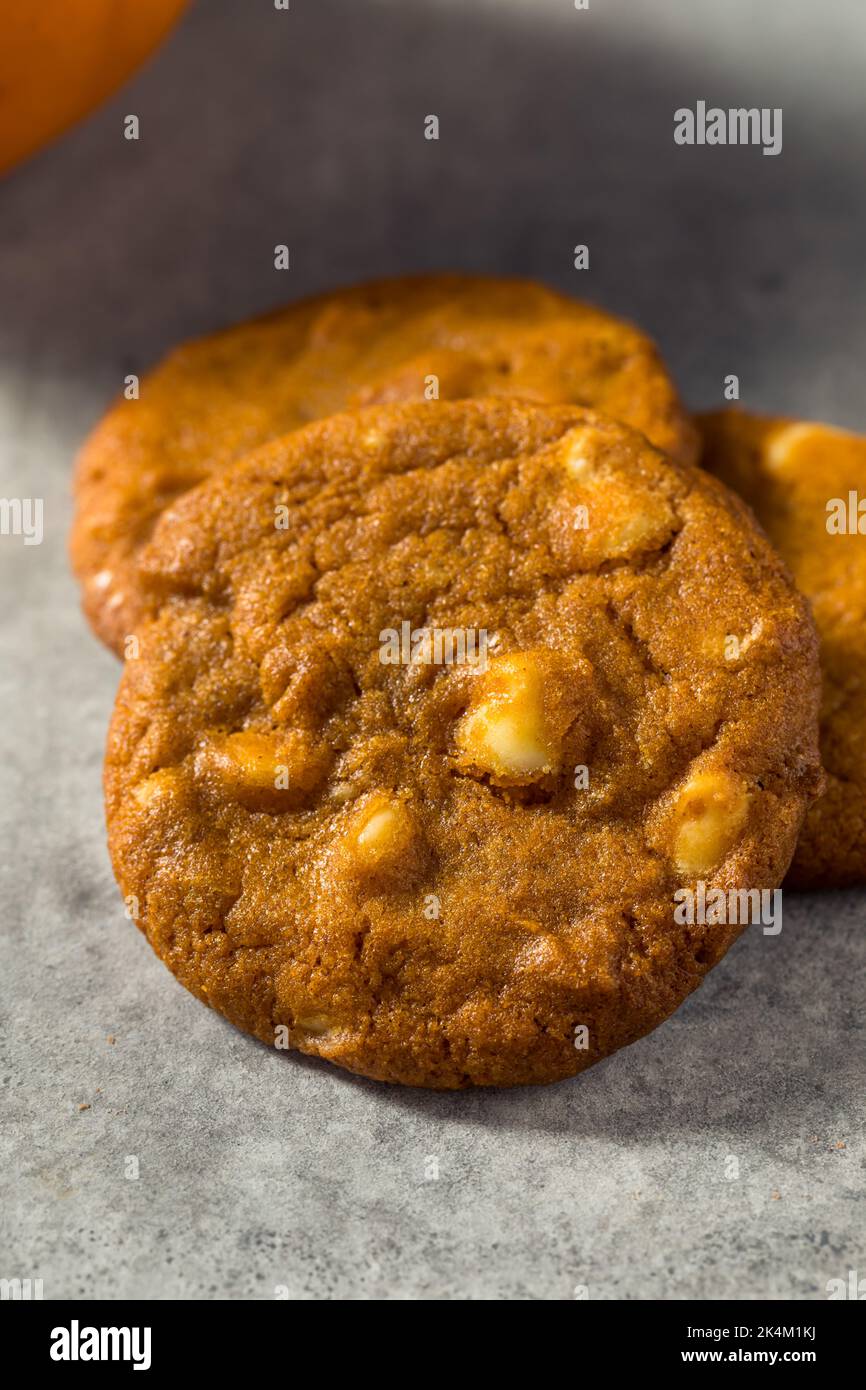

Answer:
[0,0,190,175]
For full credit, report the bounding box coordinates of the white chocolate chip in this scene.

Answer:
[348,794,418,870]
[672,770,750,876]
[295,1012,333,1036]
[195,729,326,810]
[600,502,673,555]
[132,767,183,808]
[555,441,677,563]
[455,652,560,781]
[765,421,851,472]
[561,425,613,478]
[358,805,400,848]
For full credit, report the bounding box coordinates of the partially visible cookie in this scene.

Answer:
[105,401,822,1088]
[699,409,866,888]
[71,274,698,653]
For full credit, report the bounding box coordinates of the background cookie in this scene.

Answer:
[105,400,822,1088]
[699,409,866,889]
[71,273,698,653]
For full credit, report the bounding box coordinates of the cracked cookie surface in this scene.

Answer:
[105,400,822,1088]
[71,273,697,653]
[700,408,866,888]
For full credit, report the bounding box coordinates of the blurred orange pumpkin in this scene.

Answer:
[0,0,190,175]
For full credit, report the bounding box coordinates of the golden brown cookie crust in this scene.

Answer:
[72,273,698,653]
[106,401,822,1088]
[699,408,866,889]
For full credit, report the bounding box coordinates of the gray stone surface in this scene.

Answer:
[1,0,863,1301]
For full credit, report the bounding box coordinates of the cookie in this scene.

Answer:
[699,409,866,888]
[105,400,822,1088]
[71,273,698,653]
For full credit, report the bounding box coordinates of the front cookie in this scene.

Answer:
[105,401,822,1087]
[699,409,866,889]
